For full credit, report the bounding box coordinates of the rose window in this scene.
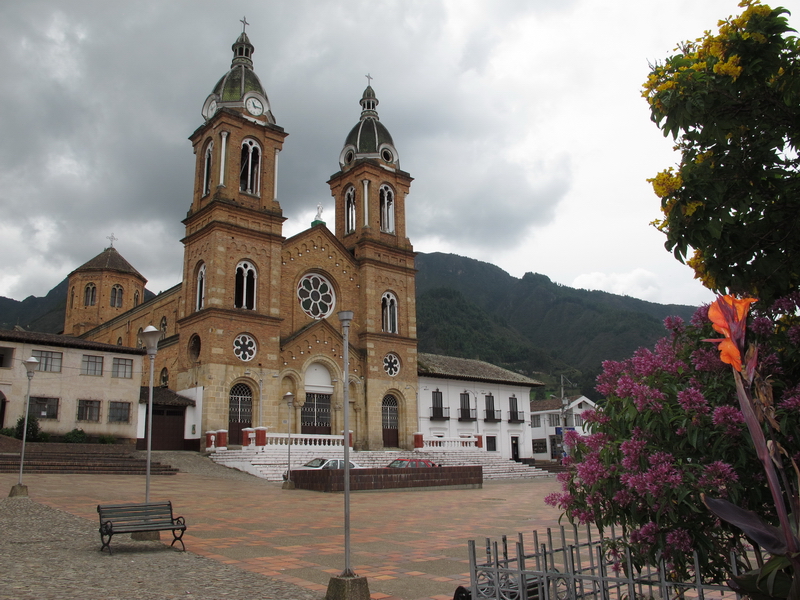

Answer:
[297,273,336,319]
[383,353,400,376]
[233,334,257,362]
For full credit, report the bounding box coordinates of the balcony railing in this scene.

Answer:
[507,410,525,424]
[458,408,477,421]
[484,409,501,422]
[430,406,450,420]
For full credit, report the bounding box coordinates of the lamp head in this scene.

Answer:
[337,310,354,326]
[140,325,161,356]
[23,356,39,377]
[283,391,294,406]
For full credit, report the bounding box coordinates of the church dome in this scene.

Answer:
[339,84,399,170]
[202,29,275,125]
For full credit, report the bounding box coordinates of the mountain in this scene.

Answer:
[415,252,698,397]
[0,252,699,399]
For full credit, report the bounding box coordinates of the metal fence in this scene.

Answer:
[468,525,752,600]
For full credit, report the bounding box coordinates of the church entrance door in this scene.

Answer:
[382,395,399,448]
[228,383,253,445]
[301,393,331,435]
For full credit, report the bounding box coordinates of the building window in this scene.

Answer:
[379,184,395,233]
[297,273,335,319]
[234,261,257,310]
[32,350,62,373]
[196,263,206,311]
[116,337,122,346]
[84,283,97,306]
[459,392,476,421]
[29,397,58,419]
[484,394,499,421]
[110,284,123,308]
[548,413,561,427]
[486,436,497,452]
[532,439,547,453]
[160,367,169,387]
[0,347,13,368]
[77,399,101,422]
[239,139,261,195]
[344,186,356,233]
[160,316,168,338]
[574,413,584,427]
[111,358,133,379]
[81,355,104,376]
[108,401,131,423]
[531,414,541,428]
[136,328,143,349]
[203,141,213,196]
[134,291,140,306]
[70,286,75,309]
[508,396,523,423]
[381,292,398,334]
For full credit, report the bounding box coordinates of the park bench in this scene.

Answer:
[97,501,186,554]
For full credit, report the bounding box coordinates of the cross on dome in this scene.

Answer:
[240,16,249,33]
[106,233,117,248]
[365,73,373,86]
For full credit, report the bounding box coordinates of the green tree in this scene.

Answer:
[14,415,40,442]
[644,1,800,304]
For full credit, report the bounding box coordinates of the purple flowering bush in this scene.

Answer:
[546,295,800,582]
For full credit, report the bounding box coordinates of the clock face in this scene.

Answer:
[246,97,264,116]
[207,100,217,119]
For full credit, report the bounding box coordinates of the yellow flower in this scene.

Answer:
[648,169,683,199]
[713,55,743,79]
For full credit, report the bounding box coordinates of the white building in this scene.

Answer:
[529,395,597,461]
[0,329,144,442]
[416,353,544,461]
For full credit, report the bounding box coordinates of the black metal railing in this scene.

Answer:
[430,406,450,420]
[484,409,501,422]
[507,410,525,423]
[458,408,477,421]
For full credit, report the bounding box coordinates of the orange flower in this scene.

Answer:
[705,295,757,372]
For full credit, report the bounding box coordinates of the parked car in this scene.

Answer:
[385,458,439,468]
[284,457,363,480]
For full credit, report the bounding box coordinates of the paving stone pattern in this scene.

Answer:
[1,451,563,600]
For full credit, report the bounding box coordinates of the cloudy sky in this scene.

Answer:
[2,0,794,307]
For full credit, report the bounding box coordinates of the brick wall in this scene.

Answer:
[290,465,482,493]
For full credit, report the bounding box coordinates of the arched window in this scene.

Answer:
[70,287,75,309]
[160,367,169,387]
[134,291,140,307]
[239,139,261,195]
[234,261,257,310]
[116,337,122,346]
[196,263,206,311]
[136,327,143,349]
[381,292,398,334]
[203,141,214,196]
[84,283,96,306]
[229,383,253,444]
[345,186,356,234]
[160,316,168,338]
[382,395,399,448]
[110,284,123,308]
[379,184,395,233]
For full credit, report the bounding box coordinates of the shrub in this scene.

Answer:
[14,415,40,442]
[38,432,51,443]
[62,428,87,444]
[97,434,116,445]
[0,427,15,438]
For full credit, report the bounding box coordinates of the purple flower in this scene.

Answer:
[779,387,800,411]
[665,528,692,552]
[575,452,607,487]
[712,405,744,435]
[690,305,710,328]
[630,521,658,545]
[690,346,726,373]
[751,316,773,336]
[788,325,800,346]
[621,438,647,471]
[664,315,685,333]
[699,461,738,494]
[677,387,709,415]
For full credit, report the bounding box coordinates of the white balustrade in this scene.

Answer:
[263,432,346,448]
[420,436,478,451]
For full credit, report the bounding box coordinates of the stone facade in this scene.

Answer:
[66,29,419,451]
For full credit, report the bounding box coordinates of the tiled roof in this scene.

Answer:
[529,398,564,411]
[417,353,543,387]
[70,247,145,280]
[0,329,145,356]
[139,386,196,406]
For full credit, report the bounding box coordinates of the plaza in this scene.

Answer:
[1,453,562,600]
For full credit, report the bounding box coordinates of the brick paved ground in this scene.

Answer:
[1,453,564,600]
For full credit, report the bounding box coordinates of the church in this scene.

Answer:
[64,27,419,452]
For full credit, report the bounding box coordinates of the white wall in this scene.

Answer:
[417,375,533,461]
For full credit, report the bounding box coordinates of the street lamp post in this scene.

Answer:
[10,356,39,497]
[282,391,294,489]
[140,325,161,503]
[325,310,369,599]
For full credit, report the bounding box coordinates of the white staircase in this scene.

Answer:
[208,445,551,481]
